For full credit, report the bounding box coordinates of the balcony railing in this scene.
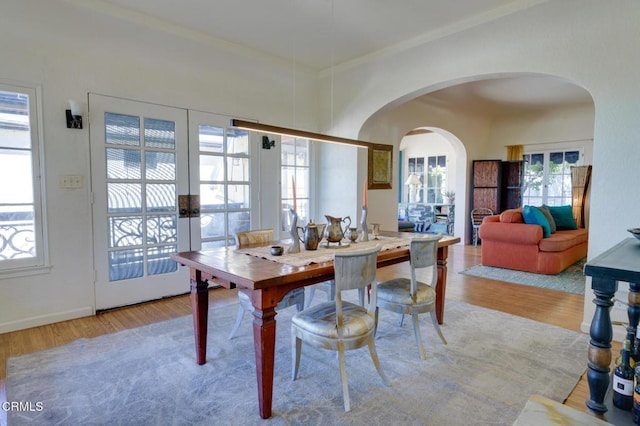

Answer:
[0,220,35,260]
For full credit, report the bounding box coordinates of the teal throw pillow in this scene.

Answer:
[544,205,578,230]
[522,205,551,238]
[538,205,557,233]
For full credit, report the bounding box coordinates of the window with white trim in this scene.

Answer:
[523,149,582,206]
[0,84,47,271]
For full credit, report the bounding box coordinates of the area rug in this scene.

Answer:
[6,298,589,425]
[459,258,587,295]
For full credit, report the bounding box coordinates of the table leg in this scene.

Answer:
[586,277,617,413]
[190,269,209,365]
[252,292,277,419]
[435,246,449,325]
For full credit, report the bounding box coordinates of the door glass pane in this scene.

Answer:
[105,113,140,146]
[107,183,142,213]
[227,157,249,181]
[146,184,175,212]
[227,128,249,154]
[280,137,309,229]
[146,215,177,244]
[147,245,177,275]
[107,148,141,179]
[200,155,224,181]
[108,216,143,248]
[145,152,175,180]
[200,184,225,209]
[109,249,144,281]
[199,125,224,153]
[228,211,251,235]
[295,139,309,166]
[281,167,295,200]
[227,184,250,208]
[144,118,175,149]
[201,213,225,238]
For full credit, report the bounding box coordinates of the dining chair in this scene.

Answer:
[375,234,446,360]
[291,244,389,412]
[471,207,493,247]
[305,281,335,308]
[228,229,305,340]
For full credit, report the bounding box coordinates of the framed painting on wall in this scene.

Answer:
[368,144,393,189]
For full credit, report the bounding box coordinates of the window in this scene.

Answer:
[407,155,447,204]
[198,126,251,248]
[426,155,447,204]
[523,149,581,206]
[281,137,310,230]
[0,84,47,271]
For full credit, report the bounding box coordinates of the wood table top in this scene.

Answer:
[171,232,460,291]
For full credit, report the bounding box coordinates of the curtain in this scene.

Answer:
[506,145,524,161]
[571,165,592,228]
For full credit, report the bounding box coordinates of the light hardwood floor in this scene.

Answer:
[0,244,615,423]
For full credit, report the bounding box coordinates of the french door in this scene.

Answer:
[522,149,582,206]
[90,96,255,310]
[90,95,192,309]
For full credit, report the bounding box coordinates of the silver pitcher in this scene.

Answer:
[324,215,351,245]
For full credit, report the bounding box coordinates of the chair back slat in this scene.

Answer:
[409,235,441,269]
[471,208,494,226]
[334,245,381,292]
[409,235,441,295]
[236,229,273,249]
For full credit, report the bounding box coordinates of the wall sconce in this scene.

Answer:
[66,100,83,129]
[262,135,275,149]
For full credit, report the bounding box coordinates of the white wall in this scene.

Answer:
[317,0,640,336]
[0,1,319,332]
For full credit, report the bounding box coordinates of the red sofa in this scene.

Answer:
[478,208,588,274]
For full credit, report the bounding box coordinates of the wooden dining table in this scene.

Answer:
[170,231,460,419]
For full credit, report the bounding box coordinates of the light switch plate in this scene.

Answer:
[60,175,83,189]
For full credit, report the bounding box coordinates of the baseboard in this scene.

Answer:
[0,307,95,334]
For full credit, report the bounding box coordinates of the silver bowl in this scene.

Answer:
[270,245,284,256]
[628,228,640,240]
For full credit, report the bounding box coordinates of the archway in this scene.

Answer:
[359,73,594,245]
[398,128,467,240]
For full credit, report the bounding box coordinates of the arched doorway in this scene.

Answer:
[398,128,467,239]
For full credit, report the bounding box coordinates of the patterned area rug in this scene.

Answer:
[6,297,589,425]
[460,258,587,295]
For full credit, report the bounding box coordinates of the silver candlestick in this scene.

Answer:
[287,208,300,254]
[359,206,369,242]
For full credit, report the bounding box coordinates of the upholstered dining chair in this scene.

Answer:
[291,244,389,412]
[471,207,493,247]
[228,229,305,340]
[375,234,446,360]
[305,279,335,308]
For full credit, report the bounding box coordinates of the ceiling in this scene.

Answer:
[96,0,593,115]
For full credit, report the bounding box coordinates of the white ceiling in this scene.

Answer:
[96,0,593,114]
